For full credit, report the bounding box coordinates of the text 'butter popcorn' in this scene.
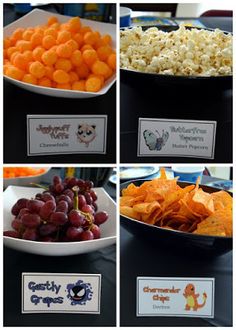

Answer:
[120,25,232,77]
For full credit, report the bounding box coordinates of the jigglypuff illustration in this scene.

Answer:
[76,124,96,147]
[143,129,169,151]
[183,284,207,311]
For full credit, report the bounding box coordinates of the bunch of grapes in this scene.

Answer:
[4,176,109,242]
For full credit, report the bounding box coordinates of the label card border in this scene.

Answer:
[27,115,107,156]
[137,118,217,159]
[136,277,215,318]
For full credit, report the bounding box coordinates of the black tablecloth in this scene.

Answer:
[3,5,116,164]
[120,175,232,326]
[4,169,117,326]
[120,17,232,163]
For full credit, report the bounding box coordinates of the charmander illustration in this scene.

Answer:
[183,283,207,311]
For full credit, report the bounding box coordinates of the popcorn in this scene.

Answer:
[120,25,232,76]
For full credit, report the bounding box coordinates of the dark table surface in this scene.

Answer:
[120,17,232,164]
[4,168,116,326]
[120,175,232,326]
[3,4,116,164]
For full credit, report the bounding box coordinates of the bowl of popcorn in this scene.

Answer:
[120,25,232,87]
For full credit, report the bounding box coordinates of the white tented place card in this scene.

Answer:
[27,115,107,155]
[137,277,214,318]
[22,273,101,314]
[138,118,216,159]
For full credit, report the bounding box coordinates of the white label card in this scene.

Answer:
[138,118,216,159]
[22,273,101,314]
[27,115,107,155]
[137,277,214,318]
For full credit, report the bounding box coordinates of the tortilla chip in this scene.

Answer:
[120,206,141,220]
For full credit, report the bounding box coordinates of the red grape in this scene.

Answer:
[68,210,85,227]
[26,199,45,213]
[11,203,20,216]
[41,193,55,203]
[91,224,101,239]
[63,189,74,200]
[81,204,94,214]
[39,224,57,236]
[12,218,22,231]
[67,177,78,188]
[49,212,68,226]
[22,228,37,241]
[22,213,41,228]
[94,211,108,225]
[80,230,94,241]
[78,195,87,209]
[39,200,56,220]
[55,183,64,194]
[41,236,54,242]
[53,175,62,185]
[56,200,68,213]
[17,198,28,209]
[90,190,98,201]
[85,180,94,189]
[4,230,20,238]
[85,192,93,205]
[17,208,29,219]
[77,179,85,188]
[92,202,98,212]
[66,227,83,241]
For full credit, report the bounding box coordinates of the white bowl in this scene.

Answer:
[4,9,116,98]
[3,167,51,189]
[4,186,116,256]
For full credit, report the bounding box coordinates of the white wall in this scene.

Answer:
[176,1,233,17]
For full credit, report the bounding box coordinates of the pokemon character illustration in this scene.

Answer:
[76,123,96,147]
[183,283,207,311]
[143,129,169,151]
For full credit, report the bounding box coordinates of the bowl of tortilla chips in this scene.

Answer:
[120,168,232,255]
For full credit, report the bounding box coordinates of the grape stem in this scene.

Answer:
[72,186,93,229]
[30,183,48,190]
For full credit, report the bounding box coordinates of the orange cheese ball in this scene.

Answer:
[68,17,81,32]
[12,53,28,70]
[88,73,105,85]
[42,35,56,49]
[22,29,34,41]
[82,49,98,67]
[107,53,116,70]
[81,44,93,52]
[80,26,92,36]
[23,50,33,62]
[85,77,102,92]
[16,40,32,52]
[31,33,43,47]
[56,82,71,90]
[76,63,90,79]
[73,33,84,48]
[66,39,78,52]
[57,30,71,44]
[55,58,72,72]
[4,38,11,49]
[47,16,58,26]
[56,43,73,58]
[6,66,25,80]
[97,45,113,61]
[44,66,54,80]
[70,50,83,67]
[92,60,110,77]
[7,46,18,59]
[12,28,24,40]
[102,34,112,45]
[29,61,46,78]
[32,47,45,61]
[68,71,79,83]
[22,73,37,85]
[42,49,58,66]
[53,69,70,84]
[38,77,52,87]
[83,32,98,46]
[72,80,86,91]
[44,27,58,39]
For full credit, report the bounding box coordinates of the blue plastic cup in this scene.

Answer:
[120,7,132,28]
[172,166,205,183]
